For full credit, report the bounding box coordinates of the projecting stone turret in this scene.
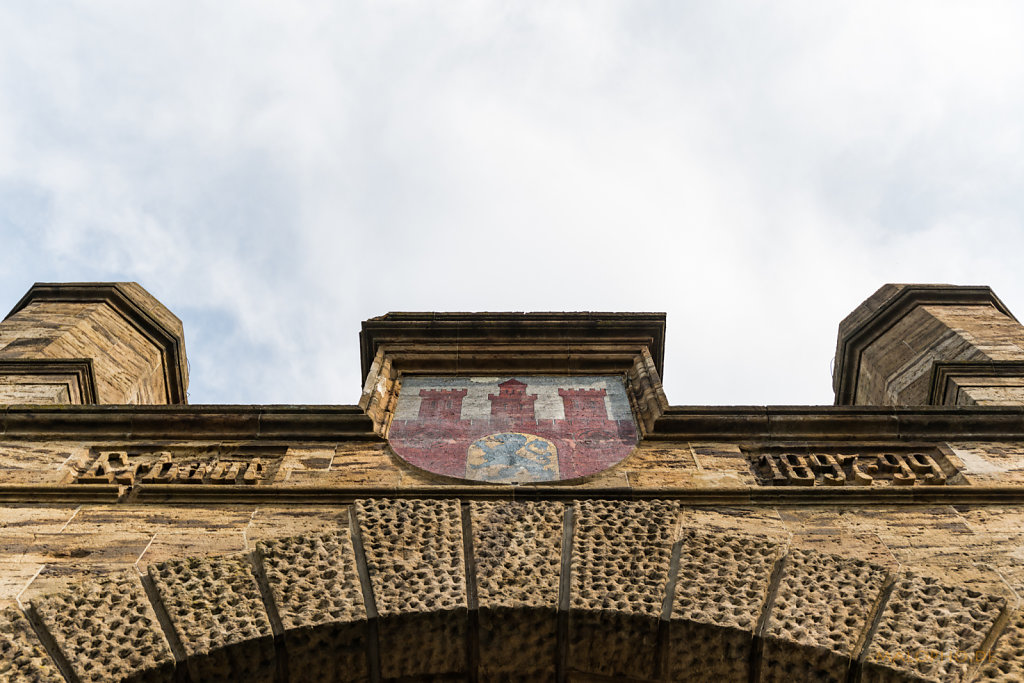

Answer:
[834,283,1024,406]
[0,282,188,405]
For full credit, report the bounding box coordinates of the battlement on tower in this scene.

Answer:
[559,388,607,397]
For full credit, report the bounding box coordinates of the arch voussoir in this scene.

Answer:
[1,498,1020,683]
[760,548,890,682]
[355,498,469,681]
[471,500,563,681]
[31,570,176,683]
[861,572,1007,682]
[148,554,277,682]
[569,499,678,680]
[257,530,369,682]
[0,606,64,682]
[667,527,787,681]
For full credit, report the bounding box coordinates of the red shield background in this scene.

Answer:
[388,376,638,483]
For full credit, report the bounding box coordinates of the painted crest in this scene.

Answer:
[388,376,638,483]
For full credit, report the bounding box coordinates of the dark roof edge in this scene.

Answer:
[1,403,1023,442]
[360,311,667,382]
[651,404,1024,441]
[0,404,378,441]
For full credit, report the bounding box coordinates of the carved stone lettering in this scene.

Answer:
[748,446,959,487]
[74,446,283,485]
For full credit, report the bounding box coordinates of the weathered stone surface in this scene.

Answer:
[863,572,1006,682]
[762,549,888,682]
[5,284,1024,681]
[0,372,78,404]
[472,501,562,610]
[669,527,785,681]
[570,499,677,680]
[33,571,175,683]
[258,531,368,683]
[4,502,1024,682]
[0,607,62,682]
[356,498,467,679]
[0,281,189,405]
[245,506,350,545]
[979,608,1024,681]
[149,554,275,682]
[472,501,563,680]
[18,531,155,601]
[833,285,1024,407]
[950,442,1024,486]
[4,435,1024,494]
[0,443,86,485]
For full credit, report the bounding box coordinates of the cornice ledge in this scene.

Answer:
[649,404,1024,441]
[0,404,380,441]
[359,311,667,381]
[0,484,1014,506]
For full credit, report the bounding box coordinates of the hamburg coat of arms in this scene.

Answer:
[388,376,638,483]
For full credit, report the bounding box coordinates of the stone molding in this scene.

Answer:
[9,483,1024,505]
[4,282,189,404]
[0,405,379,440]
[833,284,1017,406]
[359,312,667,381]
[358,312,668,437]
[2,498,1019,682]
[0,359,97,404]
[6,403,1024,443]
[928,361,1024,406]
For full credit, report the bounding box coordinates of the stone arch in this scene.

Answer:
[1,498,1019,682]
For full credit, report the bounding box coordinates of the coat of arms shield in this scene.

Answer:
[388,376,638,483]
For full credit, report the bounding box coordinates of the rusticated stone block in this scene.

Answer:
[149,555,275,682]
[761,549,888,682]
[979,609,1024,680]
[669,527,785,681]
[862,572,1005,682]
[0,607,62,682]
[33,572,175,683]
[258,531,368,682]
[356,498,467,679]
[570,499,677,680]
[472,501,562,681]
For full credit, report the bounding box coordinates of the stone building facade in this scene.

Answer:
[1,282,1024,681]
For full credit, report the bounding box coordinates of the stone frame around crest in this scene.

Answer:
[357,312,669,439]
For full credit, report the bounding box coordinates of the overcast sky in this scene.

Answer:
[1,2,1023,406]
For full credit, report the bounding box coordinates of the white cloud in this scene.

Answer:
[1,1,1024,405]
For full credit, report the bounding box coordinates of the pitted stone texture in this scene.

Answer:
[762,549,888,682]
[472,501,563,680]
[478,607,556,683]
[258,531,368,682]
[149,555,275,682]
[33,573,174,683]
[669,527,785,681]
[570,499,678,680]
[980,609,1024,681]
[472,501,562,609]
[0,607,62,682]
[863,572,1005,682]
[356,498,467,679]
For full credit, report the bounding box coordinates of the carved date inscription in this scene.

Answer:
[74,446,283,486]
[750,448,960,486]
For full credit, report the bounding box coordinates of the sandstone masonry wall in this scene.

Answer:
[0,498,1021,682]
